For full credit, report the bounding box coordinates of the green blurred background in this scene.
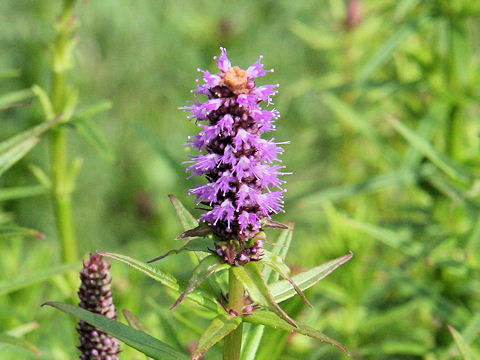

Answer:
[1,0,479,358]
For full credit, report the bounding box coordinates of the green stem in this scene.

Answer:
[50,0,79,265]
[223,268,244,360]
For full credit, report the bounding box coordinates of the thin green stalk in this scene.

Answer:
[50,0,79,265]
[223,268,244,360]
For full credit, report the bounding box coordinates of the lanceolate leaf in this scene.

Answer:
[123,310,149,333]
[386,115,472,183]
[270,252,353,303]
[232,262,297,328]
[263,223,294,283]
[147,237,214,263]
[262,250,311,307]
[73,118,115,162]
[192,315,241,360]
[447,325,480,360]
[43,302,189,360]
[168,194,198,231]
[0,226,45,240]
[241,324,265,360]
[0,333,41,357]
[99,251,219,312]
[0,118,59,177]
[244,310,349,355]
[170,255,230,310]
[0,137,39,178]
[0,262,79,296]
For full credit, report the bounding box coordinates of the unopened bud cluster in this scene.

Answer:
[77,254,120,360]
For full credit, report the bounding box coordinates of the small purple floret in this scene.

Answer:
[183,48,287,252]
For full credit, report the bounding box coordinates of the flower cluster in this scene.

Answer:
[77,254,120,360]
[183,48,287,264]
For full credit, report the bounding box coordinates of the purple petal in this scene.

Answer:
[214,47,232,73]
[247,56,274,78]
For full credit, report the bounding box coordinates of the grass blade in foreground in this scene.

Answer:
[0,262,79,295]
[192,315,242,360]
[43,302,188,360]
[244,310,349,355]
[270,252,353,303]
[99,251,219,312]
[447,325,480,360]
[0,333,41,357]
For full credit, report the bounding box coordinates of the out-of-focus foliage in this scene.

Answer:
[0,0,479,358]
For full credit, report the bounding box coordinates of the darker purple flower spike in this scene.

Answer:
[77,254,120,359]
[183,48,287,264]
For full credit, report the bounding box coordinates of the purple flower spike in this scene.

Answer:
[183,48,287,263]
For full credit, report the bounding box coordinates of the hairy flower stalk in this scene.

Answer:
[77,254,120,360]
[183,48,287,265]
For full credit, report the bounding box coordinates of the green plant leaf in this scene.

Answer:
[262,250,311,307]
[70,100,113,122]
[0,137,39,178]
[0,118,59,177]
[241,324,265,360]
[386,115,472,183]
[192,315,242,360]
[147,237,214,263]
[447,325,480,360]
[0,226,45,240]
[0,262,79,295]
[263,223,294,283]
[0,88,34,109]
[232,262,297,327]
[73,118,115,162]
[171,255,230,309]
[43,302,189,360]
[31,85,54,120]
[168,194,198,231]
[123,309,149,333]
[244,310,349,355]
[99,251,219,312]
[270,252,353,303]
[0,333,41,357]
[0,185,48,202]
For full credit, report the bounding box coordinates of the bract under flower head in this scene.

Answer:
[183,47,287,264]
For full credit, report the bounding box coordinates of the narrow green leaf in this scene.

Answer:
[358,20,424,83]
[0,118,59,177]
[0,226,45,240]
[99,251,219,312]
[0,89,34,109]
[386,115,472,183]
[123,310,149,333]
[263,223,294,283]
[244,310,349,355]
[31,85,54,120]
[0,262,79,295]
[447,325,480,360]
[0,137,39,178]
[0,333,40,357]
[168,194,198,231]
[271,252,353,303]
[319,92,379,140]
[73,118,115,162]
[241,324,265,360]
[44,302,189,360]
[171,255,230,309]
[262,250,311,307]
[147,237,214,263]
[0,185,48,202]
[122,310,153,360]
[232,262,297,327]
[192,315,242,360]
[70,100,113,122]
